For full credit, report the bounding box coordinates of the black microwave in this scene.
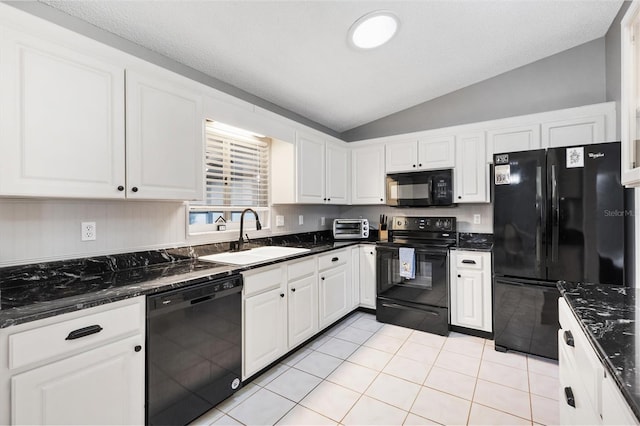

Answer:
[386,169,454,207]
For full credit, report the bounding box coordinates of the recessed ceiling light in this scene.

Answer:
[348,10,399,50]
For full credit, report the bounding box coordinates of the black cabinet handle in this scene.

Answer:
[328,198,331,202]
[413,164,416,168]
[419,163,422,167]
[117,185,124,191]
[564,387,575,408]
[462,259,477,264]
[280,293,285,298]
[291,288,296,292]
[370,251,374,255]
[321,277,325,280]
[332,257,339,262]
[132,187,139,193]
[458,274,461,278]
[66,325,103,340]
[564,330,575,347]
[134,345,142,352]
[380,198,383,202]
[323,198,327,201]
[458,196,462,199]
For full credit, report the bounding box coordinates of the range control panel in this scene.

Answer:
[391,216,456,232]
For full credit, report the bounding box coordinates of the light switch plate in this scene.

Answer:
[298,215,304,225]
[473,214,481,225]
[276,215,285,227]
[320,217,325,226]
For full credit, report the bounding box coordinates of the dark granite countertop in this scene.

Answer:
[558,281,639,420]
[0,231,363,328]
[456,232,493,251]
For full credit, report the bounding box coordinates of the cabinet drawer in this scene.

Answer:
[455,252,484,270]
[9,300,143,370]
[243,265,284,297]
[287,257,316,281]
[318,249,347,270]
[558,298,603,413]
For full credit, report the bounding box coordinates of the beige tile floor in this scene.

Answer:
[191,312,559,426]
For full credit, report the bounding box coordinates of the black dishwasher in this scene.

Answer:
[146,274,242,425]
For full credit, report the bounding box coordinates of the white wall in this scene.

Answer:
[0,199,341,267]
[339,204,493,234]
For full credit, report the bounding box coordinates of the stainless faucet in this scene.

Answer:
[231,208,262,251]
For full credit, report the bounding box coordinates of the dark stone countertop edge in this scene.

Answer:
[0,239,367,329]
[557,283,640,421]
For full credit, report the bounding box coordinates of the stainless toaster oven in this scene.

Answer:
[333,219,369,240]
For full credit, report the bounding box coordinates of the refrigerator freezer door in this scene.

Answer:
[546,142,624,284]
[493,150,547,280]
[493,277,559,360]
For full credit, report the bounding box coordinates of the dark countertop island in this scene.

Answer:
[558,280,639,420]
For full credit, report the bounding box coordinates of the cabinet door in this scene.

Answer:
[418,136,455,169]
[359,246,376,309]
[126,69,204,200]
[351,246,360,310]
[455,132,488,203]
[288,275,318,348]
[385,140,418,173]
[318,266,350,329]
[325,143,349,204]
[0,27,126,198]
[486,125,541,163]
[602,372,639,425]
[297,133,326,203]
[243,287,287,378]
[351,145,385,204]
[451,269,485,330]
[541,115,605,149]
[11,334,143,425]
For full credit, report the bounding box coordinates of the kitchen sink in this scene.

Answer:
[198,246,310,265]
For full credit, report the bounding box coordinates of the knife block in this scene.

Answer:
[379,230,388,241]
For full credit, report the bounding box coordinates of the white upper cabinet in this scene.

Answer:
[0,7,205,201]
[125,68,204,200]
[325,142,349,204]
[622,1,640,187]
[351,145,386,204]
[385,139,418,172]
[0,25,126,199]
[418,136,456,169]
[272,132,349,204]
[385,137,454,172]
[541,115,606,149]
[455,132,489,203]
[297,132,326,203]
[486,124,541,162]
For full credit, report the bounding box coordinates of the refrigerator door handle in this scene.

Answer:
[551,164,559,263]
[536,165,543,269]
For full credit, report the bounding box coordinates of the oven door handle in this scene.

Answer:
[381,302,441,317]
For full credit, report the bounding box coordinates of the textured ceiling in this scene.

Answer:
[40,1,623,134]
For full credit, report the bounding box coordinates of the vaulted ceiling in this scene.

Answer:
[40,0,623,134]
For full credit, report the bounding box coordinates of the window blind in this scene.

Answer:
[198,121,269,207]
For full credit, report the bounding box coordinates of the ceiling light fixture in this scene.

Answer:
[348,10,399,50]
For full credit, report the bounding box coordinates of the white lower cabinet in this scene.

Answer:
[351,246,361,310]
[318,250,352,329]
[242,265,287,379]
[0,296,145,425]
[12,335,143,425]
[287,258,318,349]
[558,297,639,426]
[449,250,492,332]
[359,245,376,309]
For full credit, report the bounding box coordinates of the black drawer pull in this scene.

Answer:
[564,330,575,347]
[462,260,477,264]
[332,257,339,262]
[564,387,575,408]
[134,345,142,352]
[66,325,103,340]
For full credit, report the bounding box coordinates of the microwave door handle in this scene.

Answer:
[428,177,433,201]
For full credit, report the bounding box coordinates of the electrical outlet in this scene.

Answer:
[81,222,96,241]
[321,217,325,226]
[298,215,304,225]
[473,214,481,225]
[276,215,285,227]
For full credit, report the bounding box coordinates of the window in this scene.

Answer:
[189,120,270,233]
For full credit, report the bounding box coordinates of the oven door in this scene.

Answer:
[376,245,448,308]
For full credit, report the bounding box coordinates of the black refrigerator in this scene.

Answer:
[493,142,628,360]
